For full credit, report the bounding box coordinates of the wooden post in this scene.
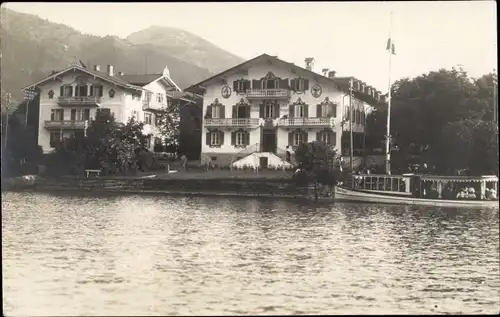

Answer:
[437,181,443,199]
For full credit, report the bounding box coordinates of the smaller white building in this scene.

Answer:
[22,61,182,153]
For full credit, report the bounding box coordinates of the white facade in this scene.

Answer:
[194,55,370,167]
[25,64,180,153]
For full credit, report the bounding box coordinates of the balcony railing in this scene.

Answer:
[245,89,290,99]
[278,117,331,127]
[58,96,100,106]
[205,118,259,128]
[44,120,86,129]
[143,101,165,111]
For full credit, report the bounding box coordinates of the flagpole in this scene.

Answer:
[385,11,393,175]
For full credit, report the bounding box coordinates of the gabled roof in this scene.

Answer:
[184,53,385,107]
[120,74,163,86]
[185,53,348,96]
[22,64,145,92]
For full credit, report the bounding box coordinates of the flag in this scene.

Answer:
[386,38,396,55]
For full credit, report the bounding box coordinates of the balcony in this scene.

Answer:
[278,117,332,128]
[143,101,165,111]
[44,120,86,130]
[205,118,259,128]
[58,96,100,106]
[246,89,290,99]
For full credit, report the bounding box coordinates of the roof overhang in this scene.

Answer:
[22,66,143,92]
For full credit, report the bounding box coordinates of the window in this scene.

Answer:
[156,93,164,103]
[49,132,60,148]
[144,112,152,125]
[210,131,220,146]
[48,90,54,99]
[75,85,88,97]
[235,105,248,118]
[294,104,305,118]
[70,109,90,121]
[235,132,245,146]
[109,89,115,98]
[90,85,103,97]
[61,85,73,97]
[320,104,336,117]
[131,110,138,120]
[264,103,274,118]
[97,108,111,118]
[264,79,278,89]
[291,78,309,91]
[212,105,221,119]
[155,114,161,126]
[318,130,335,145]
[292,131,307,146]
[237,81,246,93]
[50,109,64,121]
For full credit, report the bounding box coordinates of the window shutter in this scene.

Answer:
[280,78,288,89]
[71,109,76,121]
[252,80,260,89]
[290,79,295,91]
[316,131,321,141]
[289,105,294,118]
[233,81,238,93]
[60,86,64,97]
[206,132,211,146]
[245,131,250,145]
[288,132,293,146]
[274,103,280,118]
[83,86,88,97]
[206,105,213,118]
[99,86,103,97]
[316,104,322,118]
[304,105,309,118]
[69,86,73,97]
[89,85,94,96]
[246,105,251,118]
[84,109,90,120]
[302,130,308,143]
[259,104,264,118]
[332,132,337,146]
[219,131,224,145]
[327,131,333,145]
[244,80,250,91]
[333,104,337,117]
[50,110,55,121]
[232,106,237,118]
[60,109,65,120]
[304,79,309,91]
[231,132,236,145]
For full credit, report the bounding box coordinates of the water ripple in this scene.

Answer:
[2,191,499,316]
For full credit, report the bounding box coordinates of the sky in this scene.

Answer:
[3,1,497,92]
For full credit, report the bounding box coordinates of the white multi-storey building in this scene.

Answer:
[22,60,182,153]
[186,53,382,168]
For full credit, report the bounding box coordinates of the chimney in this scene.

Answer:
[118,71,124,76]
[328,70,336,78]
[322,68,329,76]
[107,64,114,76]
[93,65,100,72]
[305,57,315,71]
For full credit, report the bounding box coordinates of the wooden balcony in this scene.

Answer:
[44,120,87,129]
[205,118,259,128]
[143,101,165,111]
[245,89,290,99]
[58,96,100,106]
[278,117,331,128]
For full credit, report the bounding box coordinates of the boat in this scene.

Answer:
[334,174,499,208]
[334,11,499,208]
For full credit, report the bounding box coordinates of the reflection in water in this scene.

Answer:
[2,192,499,315]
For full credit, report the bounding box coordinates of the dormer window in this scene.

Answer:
[48,90,54,99]
[109,89,115,98]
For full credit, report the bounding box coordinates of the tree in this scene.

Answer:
[366,68,498,175]
[293,141,338,200]
[155,101,180,154]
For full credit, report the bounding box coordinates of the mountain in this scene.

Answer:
[126,26,243,74]
[0,8,244,110]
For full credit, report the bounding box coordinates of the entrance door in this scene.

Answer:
[262,129,277,153]
[259,157,269,169]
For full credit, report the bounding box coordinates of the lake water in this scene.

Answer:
[2,191,499,315]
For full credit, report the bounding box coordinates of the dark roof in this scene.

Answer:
[120,74,163,86]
